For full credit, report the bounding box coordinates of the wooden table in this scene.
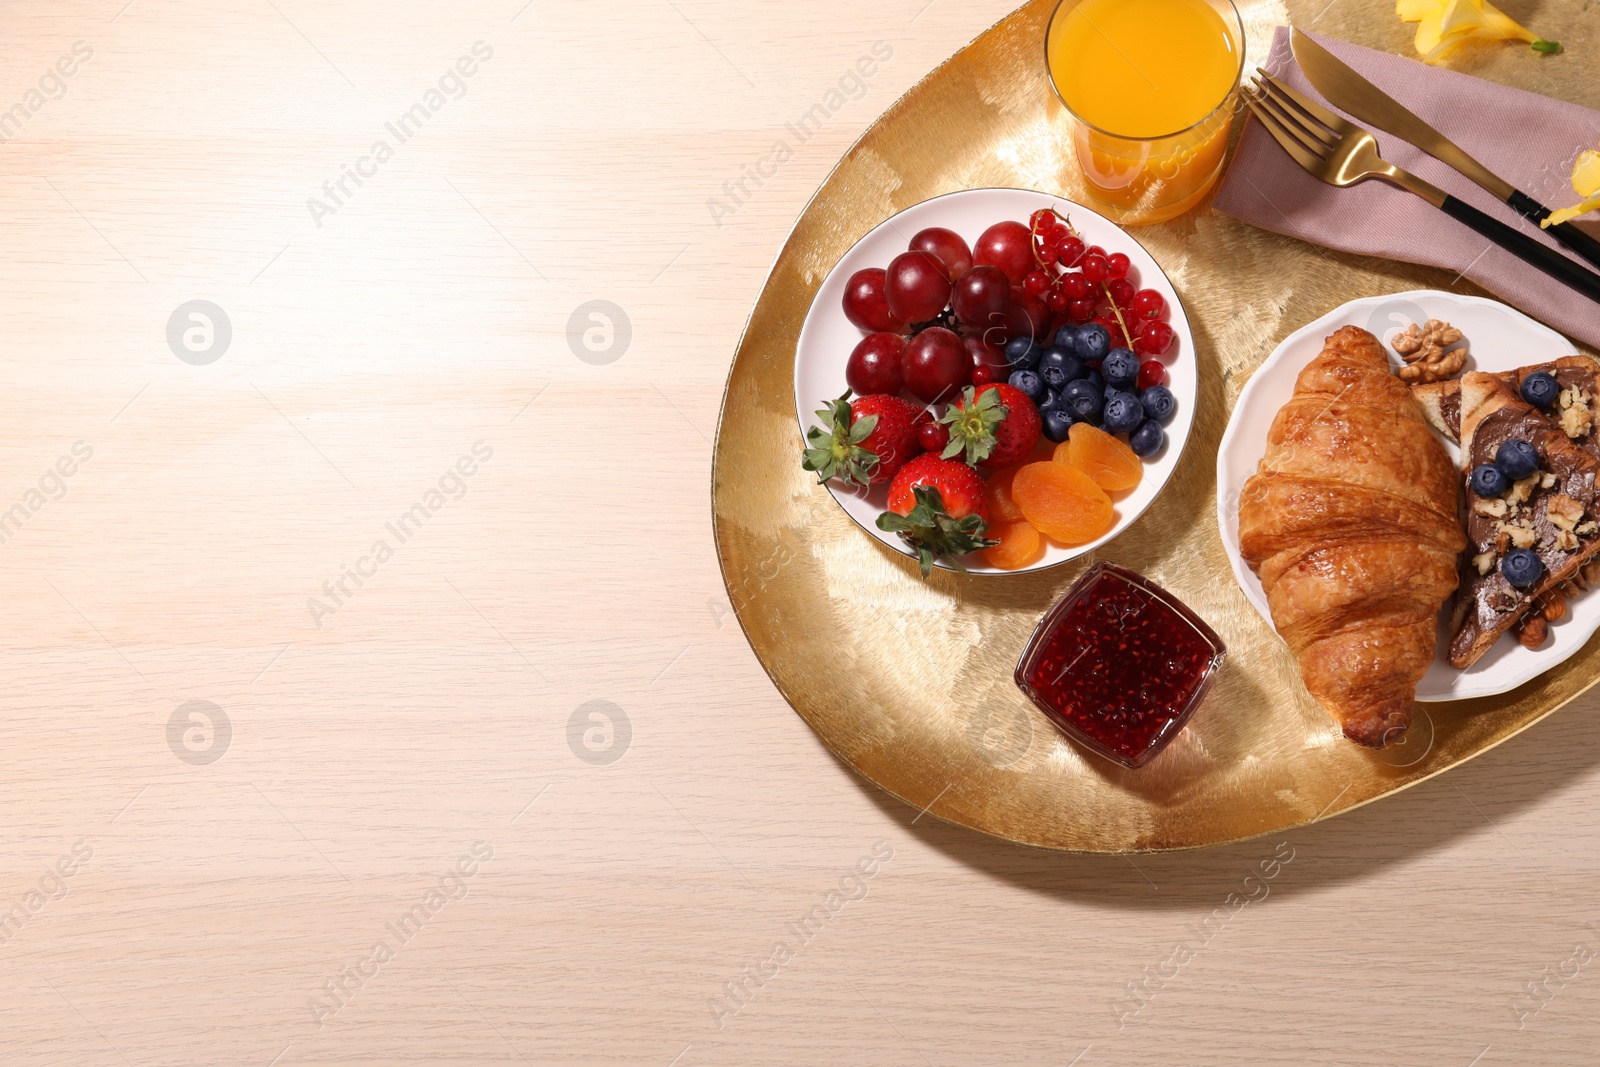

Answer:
[3,1,1597,1064]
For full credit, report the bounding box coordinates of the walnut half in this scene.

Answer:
[1393,319,1466,384]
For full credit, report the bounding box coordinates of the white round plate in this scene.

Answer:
[794,187,1196,574]
[1217,290,1580,702]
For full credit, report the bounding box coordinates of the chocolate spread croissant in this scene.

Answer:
[1238,326,1465,748]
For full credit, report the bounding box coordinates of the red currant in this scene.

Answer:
[1055,236,1085,268]
[1081,254,1109,284]
[1085,245,1106,259]
[1068,296,1097,323]
[1107,278,1135,307]
[1061,273,1090,299]
[971,363,998,386]
[1137,359,1167,390]
[1137,319,1176,356]
[1096,317,1130,348]
[1044,289,1069,312]
[918,419,950,453]
[1131,289,1166,321]
[1023,270,1051,296]
[1105,252,1130,281]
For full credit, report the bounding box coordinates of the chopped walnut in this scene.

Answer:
[1556,528,1581,552]
[1474,496,1508,518]
[1392,319,1466,384]
[1580,521,1599,536]
[1508,474,1539,506]
[1491,589,1521,612]
[1496,519,1538,550]
[1547,493,1586,531]
[1541,472,1559,489]
[1559,386,1594,438]
[1474,551,1497,575]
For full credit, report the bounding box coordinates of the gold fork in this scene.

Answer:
[1242,70,1600,305]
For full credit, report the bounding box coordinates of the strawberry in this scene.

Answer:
[802,391,924,487]
[878,453,996,576]
[938,383,1041,468]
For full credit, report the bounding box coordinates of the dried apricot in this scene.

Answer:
[983,520,1043,570]
[1059,423,1142,493]
[1012,461,1114,545]
[985,466,1026,523]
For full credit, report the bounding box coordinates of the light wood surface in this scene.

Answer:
[3,2,1599,1065]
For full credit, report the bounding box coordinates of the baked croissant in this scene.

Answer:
[1238,326,1465,748]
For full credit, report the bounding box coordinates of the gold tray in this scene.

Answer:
[711,0,1600,851]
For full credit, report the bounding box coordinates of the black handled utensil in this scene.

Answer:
[1291,28,1600,272]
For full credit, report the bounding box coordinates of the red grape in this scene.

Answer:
[1137,319,1176,356]
[846,332,907,396]
[951,265,1011,329]
[973,221,1035,285]
[842,268,904,333]
[1131,289,1166,320]
[1137,359,1167,390]
[1106,252,1131,281]
[902,327,970,403]
[885,250,953,324]
[909,227,973,281]
[1009,290,1053,343]
[961,330,1008,372]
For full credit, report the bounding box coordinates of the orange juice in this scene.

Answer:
[1046,0,1242,223]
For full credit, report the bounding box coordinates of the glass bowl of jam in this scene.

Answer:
[1014,563,1226,769]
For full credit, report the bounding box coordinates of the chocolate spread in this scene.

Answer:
[1449,405,1600,667]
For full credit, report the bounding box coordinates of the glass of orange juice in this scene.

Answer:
[1046,0,1245,225]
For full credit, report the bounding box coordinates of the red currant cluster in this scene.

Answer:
[1025,208,1176,387]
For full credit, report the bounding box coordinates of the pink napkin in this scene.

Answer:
[1214,28,1600,348]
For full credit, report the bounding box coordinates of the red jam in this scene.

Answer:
[1015,563,1225,769]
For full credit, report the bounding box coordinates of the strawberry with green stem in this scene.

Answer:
[939,384,1042,468]
[877,453,996,576]
[802,391,924,488]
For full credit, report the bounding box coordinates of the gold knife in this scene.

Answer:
[1290,28,1600,270]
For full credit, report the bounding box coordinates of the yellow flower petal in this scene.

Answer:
[1396,0,1443,21]
[1542,192,1600,228]
[1406,0,1551,62]
[1574,150,1600,199]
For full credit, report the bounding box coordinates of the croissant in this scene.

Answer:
[1238,326,1464,748]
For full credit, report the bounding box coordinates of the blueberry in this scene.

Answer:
[1054,325,1081,353]
[1501,548,1544,590]
[1140,385,1176,424]
[1038,348,1086,390]
[1008,369,1044,403]
[1086,369,1105,391]
[1039,387,1064,414]
[1041,409,1075,443]
[1129,419,1166,457]
[1102,348,1140,391]
[1077,323,1111,362]
[1469,463,1509,498]
[1065,378,1104,423]
[1495,438,1539,482]
[1102,390,1145,434]
[1005,336,1041,369]
[1522,371,1560,408]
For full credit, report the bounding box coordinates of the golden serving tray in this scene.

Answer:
[711,0,1600,851]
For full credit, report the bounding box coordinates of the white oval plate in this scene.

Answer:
[1217,290,1580,702]
[794,188,1196,574]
